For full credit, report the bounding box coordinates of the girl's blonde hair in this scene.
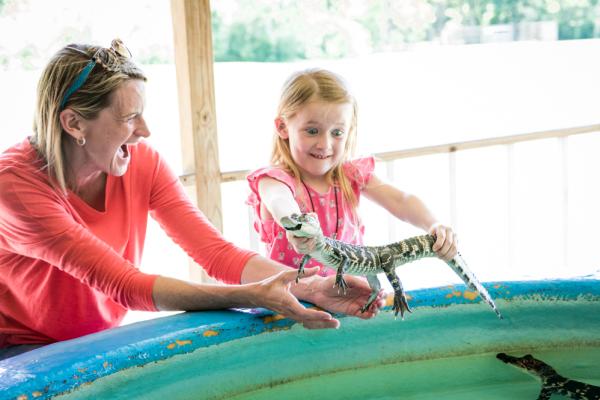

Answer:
[31,41,146,193]
[271,68,359,207]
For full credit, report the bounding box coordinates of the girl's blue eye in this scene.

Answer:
[306,128,319,135]
[332,129,345,137]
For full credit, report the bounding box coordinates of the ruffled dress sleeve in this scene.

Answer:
[342,156,375,191]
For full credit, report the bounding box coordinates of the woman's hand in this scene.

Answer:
[252,266,340,329]
[297,273,385,320]
[239,255,385,328]
[428,223,458,261]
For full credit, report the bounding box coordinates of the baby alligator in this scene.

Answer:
[281,213,502,319]
[497,353,600,399]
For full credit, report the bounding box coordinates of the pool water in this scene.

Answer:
[231,347,600,400]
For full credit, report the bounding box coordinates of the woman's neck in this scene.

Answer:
[63,141,107,210]
[75,174,107,211]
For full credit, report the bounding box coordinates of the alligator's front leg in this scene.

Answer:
[383,267,412,318]
[537,387,552,400]
[295,254,311,283]
[334,261,349,295]
[360,274,381,313]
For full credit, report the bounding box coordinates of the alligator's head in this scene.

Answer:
[280,212,323,238]
[496,353,557,378]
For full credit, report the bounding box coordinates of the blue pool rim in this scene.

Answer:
[1,278,600,399]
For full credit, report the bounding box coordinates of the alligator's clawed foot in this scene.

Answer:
[335,273,349,295]
[359,289,380,313]
[359,300,374,313]
[393,292,412,319]
[296,255,311,284]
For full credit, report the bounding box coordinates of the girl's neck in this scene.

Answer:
[299,177,340,240]
[299,177,330,195]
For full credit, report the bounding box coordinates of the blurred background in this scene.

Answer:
[1,0,598,323]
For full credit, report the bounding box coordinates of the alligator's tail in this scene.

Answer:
[447,254,503,319]
[388,235,502,319]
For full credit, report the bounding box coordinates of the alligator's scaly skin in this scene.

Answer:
[281,213,502,319]
[497,353,600,400]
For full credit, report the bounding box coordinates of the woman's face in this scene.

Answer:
[78,79,150,177]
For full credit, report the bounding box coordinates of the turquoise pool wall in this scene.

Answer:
[1,279,599,399]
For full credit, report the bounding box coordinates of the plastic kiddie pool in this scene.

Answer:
[1,279,599,399]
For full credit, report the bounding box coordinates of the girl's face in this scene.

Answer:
[277,100,353,183]
[79,79,150,177]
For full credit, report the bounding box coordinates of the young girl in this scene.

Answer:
[247,69,457,277]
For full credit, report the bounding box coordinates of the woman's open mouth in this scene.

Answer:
[118,144,130,159]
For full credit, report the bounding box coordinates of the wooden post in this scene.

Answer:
[171,0,221,282]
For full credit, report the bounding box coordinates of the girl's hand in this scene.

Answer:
[253,266,340,329]
[428,223,458,261]
[286,231,317,254]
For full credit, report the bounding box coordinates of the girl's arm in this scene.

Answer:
[257,177,315,253]
[362,174,457,260]
[257,177,302,223]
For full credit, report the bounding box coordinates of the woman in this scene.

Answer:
[0,39,383,359]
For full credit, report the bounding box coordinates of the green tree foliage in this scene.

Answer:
[211,0,371,61]
[554,0,599,39]
[212,11,306,62]
[2,0,599,67]
[212,0,600,61]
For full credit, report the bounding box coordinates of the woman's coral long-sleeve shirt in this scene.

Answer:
[0,139,254,347]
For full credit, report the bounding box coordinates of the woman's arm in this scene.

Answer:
[0,175,158,311]
[152,252,383,329]
[362,173,457,260]
[152,266,341,329]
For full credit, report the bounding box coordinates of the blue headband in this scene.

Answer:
[59,59,97,110]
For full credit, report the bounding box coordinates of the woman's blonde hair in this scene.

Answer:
[272,68,359,207]
[31,41,146,192]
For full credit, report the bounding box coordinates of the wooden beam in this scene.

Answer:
[171,0,222,232]
[171,0,220,283]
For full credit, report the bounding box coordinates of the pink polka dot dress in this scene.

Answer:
[246,157,374,276]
